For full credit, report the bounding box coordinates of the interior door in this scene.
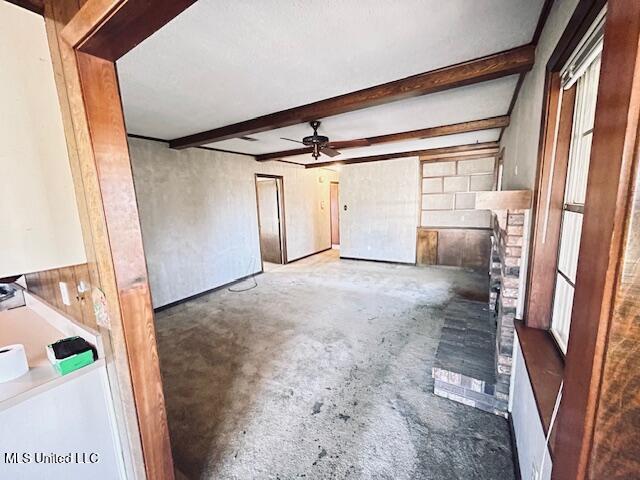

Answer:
[330,182,340,245]
[257,178,283,264]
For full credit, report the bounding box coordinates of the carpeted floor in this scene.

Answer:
[155,250,515,479]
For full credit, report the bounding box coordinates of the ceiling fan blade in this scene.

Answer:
[321,147,341,158]
[280,137,305,145]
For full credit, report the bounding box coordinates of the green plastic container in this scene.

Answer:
[47,346,95,376]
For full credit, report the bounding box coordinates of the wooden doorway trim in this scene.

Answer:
[74,51,173,479]
[255,174,287,265]
[330,182,340,246]
[255,174,288,265]
[43,1,199,479]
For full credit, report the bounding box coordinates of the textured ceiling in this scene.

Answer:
[117,0,544,162]
[280,129,502,165]
[205,76,519,156]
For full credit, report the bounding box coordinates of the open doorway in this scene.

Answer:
[255,174,287,265]
[330,181,340,248]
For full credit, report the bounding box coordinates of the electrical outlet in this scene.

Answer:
[59,282,71,306]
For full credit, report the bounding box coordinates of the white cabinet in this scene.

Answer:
[0,3,86,278]
[0,364,127,479]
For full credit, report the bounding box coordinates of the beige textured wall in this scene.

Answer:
[129,137,336,308]
[340,157,420,263]
[499,0,580,190]
[0,3,85,277]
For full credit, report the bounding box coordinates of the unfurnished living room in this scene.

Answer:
[1,0,639,479]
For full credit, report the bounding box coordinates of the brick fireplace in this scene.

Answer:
[432,191,531,418]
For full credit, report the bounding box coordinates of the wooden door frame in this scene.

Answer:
[43,1,199,479]
[329,181,340,246]
[255,174,288,265]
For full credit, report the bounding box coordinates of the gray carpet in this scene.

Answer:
[155,250,515,479]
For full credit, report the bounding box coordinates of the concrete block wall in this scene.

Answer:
[420,156,496,228]
[490,209,527,403]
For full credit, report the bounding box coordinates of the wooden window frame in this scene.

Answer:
[525,0,608,332]
[523,0,640,478]
[520,7,607,446]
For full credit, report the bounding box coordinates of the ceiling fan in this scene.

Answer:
[281,120,341,160]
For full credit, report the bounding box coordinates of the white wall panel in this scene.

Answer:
[511,334,553,480]
[340,158,420,263]
[0,3,86,277]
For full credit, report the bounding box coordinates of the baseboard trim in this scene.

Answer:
[153,271,263,312]
[508,415,522,480]
[339,255,416,266]
[286,246,332,264]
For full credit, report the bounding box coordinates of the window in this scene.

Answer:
[550,12,604,353]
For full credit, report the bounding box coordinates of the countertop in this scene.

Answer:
[0,292,103,410]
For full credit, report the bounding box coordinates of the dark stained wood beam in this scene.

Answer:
[6,0,44,15]
[305,142,499,169]
[170,45,534,149]
[60,0,197,61]
[256,115,509,162]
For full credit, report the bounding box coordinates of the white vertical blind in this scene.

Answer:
[551,13,604,353]
[552,274,575,353]
[557,210,583,283]
[565,55,601,205]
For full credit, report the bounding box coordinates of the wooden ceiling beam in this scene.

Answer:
[170,45,534,149]
[60,0,197,61]
[256,115,509,161]
[5,0,44,15]
[305,142,499,169]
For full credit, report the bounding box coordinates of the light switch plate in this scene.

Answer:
[59,281,71,306]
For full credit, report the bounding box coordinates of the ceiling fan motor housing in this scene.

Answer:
[302,134,329,146]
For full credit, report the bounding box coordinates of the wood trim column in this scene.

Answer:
[44,0,178,478]
[76,52,174,480]
[44,1,147,478]
[553,2,640,477]
[588,122,640,479]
